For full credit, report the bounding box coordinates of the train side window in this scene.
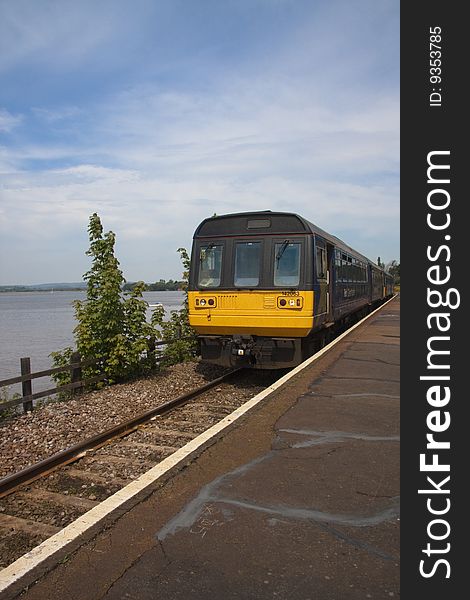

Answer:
[315,246,327,280]
[335,252,342,281]
[274,242,301,286]
[347,255,353,282]
[339,258,345,281]
[353,259,359,282]
[198,245,223,288]
[340,254,346,282]
[234,242,261,287]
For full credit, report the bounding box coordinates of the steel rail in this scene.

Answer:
[0,368,242,498]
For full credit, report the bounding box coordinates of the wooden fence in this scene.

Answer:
[0,333,193,414]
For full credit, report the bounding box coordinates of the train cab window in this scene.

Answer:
[315,246,327,281]
[234,242,261,287]
[198,244,223,288]
[274,241,301,287]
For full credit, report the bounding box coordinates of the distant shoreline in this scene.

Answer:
[0,288,86,293]
[0,283,184,293]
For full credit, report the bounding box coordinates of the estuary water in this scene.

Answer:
[0,291,185,394]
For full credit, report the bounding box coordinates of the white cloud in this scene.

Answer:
[0,0,399,284]
[0,108,22,132]
[0,71,399,282]
[0,0,132,73]
[0,154,398,281]
[31,106,83,123]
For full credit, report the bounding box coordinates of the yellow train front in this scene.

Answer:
[188,211,391,369]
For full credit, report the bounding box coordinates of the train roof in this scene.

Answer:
[194,210,387,271]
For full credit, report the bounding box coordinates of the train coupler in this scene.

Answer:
[199,335,302,369]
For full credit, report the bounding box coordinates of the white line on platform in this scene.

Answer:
[0,295,397,598]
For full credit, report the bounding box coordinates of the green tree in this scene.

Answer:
[52,213,157,386]
[386,260,400,285]
[72,213,127,381]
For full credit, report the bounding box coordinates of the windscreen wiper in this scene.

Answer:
[200,243,216,262]
[276,240,290,263]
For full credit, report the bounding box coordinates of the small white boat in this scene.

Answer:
[149,303,163,308]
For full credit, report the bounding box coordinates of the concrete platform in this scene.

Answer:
[15,297,400,600]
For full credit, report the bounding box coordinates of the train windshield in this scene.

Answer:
[234,242,261,287]
[274,242,301,286]
[198,245,223,288]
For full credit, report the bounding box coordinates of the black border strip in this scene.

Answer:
[401,3,465,596]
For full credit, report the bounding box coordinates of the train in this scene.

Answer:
[188,211,394,369]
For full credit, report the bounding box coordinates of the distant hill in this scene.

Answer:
[0,281,184,292]
[0,282,87,292]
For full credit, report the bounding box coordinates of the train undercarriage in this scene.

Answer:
[197,301,377,369]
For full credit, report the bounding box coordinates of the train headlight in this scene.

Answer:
[277,296,303,309]
[195,296,217,308]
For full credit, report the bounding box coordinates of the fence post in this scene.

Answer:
[148,337,156,370]
[70,351,82,396]
[20,357,33,413]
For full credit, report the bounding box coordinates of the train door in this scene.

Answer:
[315,237,332,319]
[326,243,334,319]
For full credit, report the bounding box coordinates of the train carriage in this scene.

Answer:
[188,211,393,369]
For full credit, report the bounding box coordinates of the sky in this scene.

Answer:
[0,0,399,285]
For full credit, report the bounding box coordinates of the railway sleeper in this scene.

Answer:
[0,512,60,538]
[0,489,91,529]
[152,419,217,435]
[18,488,99,511]
[0,527,47,570]
[170,406,235,420]
[72,455,153,482]
[131,428,195,446]
[99,441,179,462]
[40,468,130,501]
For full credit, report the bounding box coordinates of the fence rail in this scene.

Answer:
[0,334,194,414]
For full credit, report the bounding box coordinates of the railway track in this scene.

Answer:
[0,368,279,570]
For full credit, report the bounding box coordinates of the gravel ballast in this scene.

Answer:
[0,361,231,479]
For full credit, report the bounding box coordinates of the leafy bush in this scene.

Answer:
[51,217,199,390]
[49,346,75,397]
[0,387,22,419]
[51,214,159,386]
[151,248,198,365]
